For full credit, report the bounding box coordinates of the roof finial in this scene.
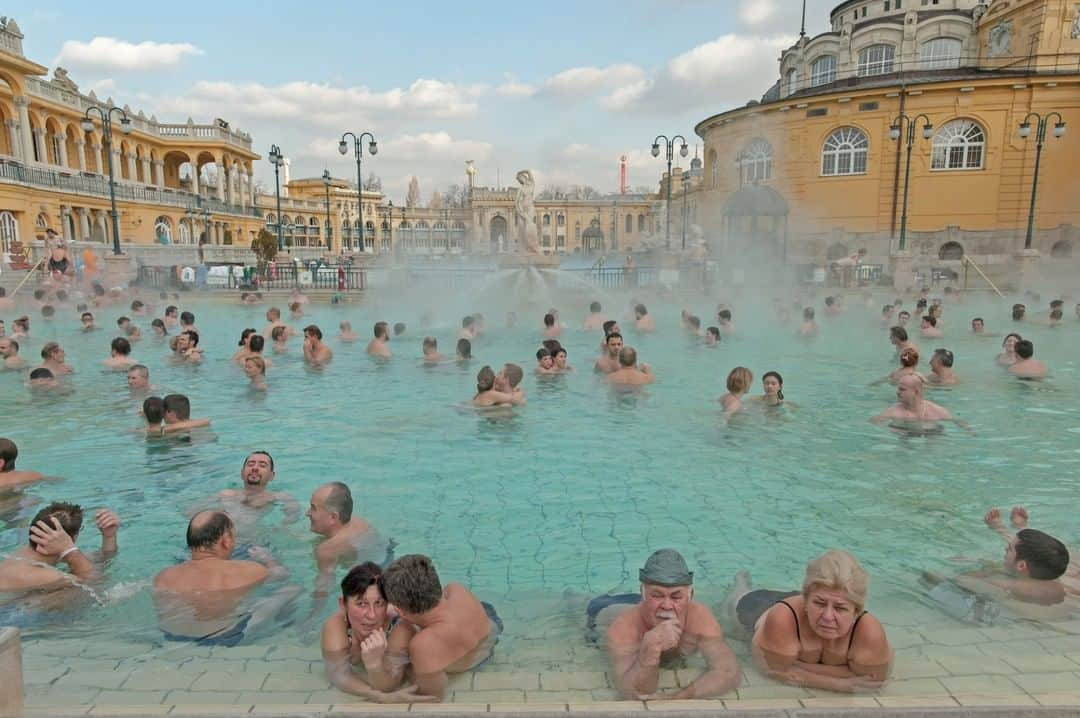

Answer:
[800,0,807,38]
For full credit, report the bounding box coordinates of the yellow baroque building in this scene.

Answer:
[0,19,264,260]
[694,0,1080,287]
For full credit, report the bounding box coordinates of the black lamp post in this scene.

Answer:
[1018,112,1067,250]
[339,131,377,254]
[81,105,132,255]
[322,169,334,254]
[268,144,285,251]
[651,134,689,250]
[681,171,691,250]
[889,113,934,252]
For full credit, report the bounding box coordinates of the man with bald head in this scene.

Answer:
[308,482,375,583]
[153,510,298,646]
[873,374,955,424]
[607,346,655,386]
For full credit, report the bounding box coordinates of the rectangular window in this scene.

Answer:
[884,0,890,9]
[807,108,828,117]
[858,101,880,111]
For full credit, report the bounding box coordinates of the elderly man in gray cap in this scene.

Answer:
[604,549,741,700]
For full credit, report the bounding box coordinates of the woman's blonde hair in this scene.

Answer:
[801,550,869,612]
[246,356,266,375]
[726,366,753,393]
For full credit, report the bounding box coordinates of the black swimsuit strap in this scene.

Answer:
[778,600,801,642]
[848,611,867,652]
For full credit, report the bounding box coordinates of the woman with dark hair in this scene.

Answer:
[996,332,1022,367]
[231,328,257,363]
[321,562,429,703]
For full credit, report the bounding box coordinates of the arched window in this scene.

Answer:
[354,219,362,229]
[931,119,985,170]
[36,213,50,230]
[265,213,276,226]
[638,214,645,232]
[858,44,895,76]
[785,68,798,97]
[939,241,964,260]
[625,213,633,233]
[810,55,837,87]
[381,221,390,231]
[822,127,869,176]
[920,38,962,70]
[738,139,773,184]
[309,217,318,226]
[178,219,192,245]
[542,214,550,226]
[154,216,173,244]
[366,221,375,232]
[0,211,18,253]
[557,213,565,227]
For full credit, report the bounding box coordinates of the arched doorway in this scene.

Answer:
[582,218,605,252]
[721,184,789,264]
[1050,240,1073,259]
[490,215,508,252]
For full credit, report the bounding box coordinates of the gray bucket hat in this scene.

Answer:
[639,549,693,587]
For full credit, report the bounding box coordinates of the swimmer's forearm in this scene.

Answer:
[792,661,855,678]
[64,549,99,582]
[325,662,378,698]
[677,641,741,698]
[366,657,403,692]
[779,665,855,692]
[618,652,661,697]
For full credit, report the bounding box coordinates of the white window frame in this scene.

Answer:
[154,217,173,243]
[931,119,985,171]
[810,55,837,87]
[786,68,799,96]
[858,44,896,76]
[0,211,18,253]
[739,139,773,184]
[919,37,962,70]
[822,127,870,176]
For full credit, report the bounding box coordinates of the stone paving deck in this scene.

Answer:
[17,615,1080,715]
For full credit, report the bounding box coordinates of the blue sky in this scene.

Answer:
[13,1,835,200]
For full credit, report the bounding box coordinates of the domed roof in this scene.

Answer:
[723,184,789,217]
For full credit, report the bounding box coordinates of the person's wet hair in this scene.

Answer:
[881,305,893,315]
[606,332,623,345]
[183,330,199,347]
[186,511,234,550]
[393,322,406,336]
[248,335,265,353]
[143,396,165,423]
[1014,529,1070,580]
[180,311,195,326]
[718,309,732,322]
[238,328,256,347]
[825,296,835,307]
[462,315,474,329]
[165,305,178,317]
[244,451,275,471]
[932,348,954,368]
[1002,332,1022,348]
[131,300,144,312]
[1050,308,1063,321]
[117,317,131,327]
[288,302,301,313]
[476,365,496,392]
[618,346,637,367]
[542,339,562,355]
[803,307,815,321]
[898,311,911,321]
[706,327,721,341]
[456,338,472,358]
[899,348,919,368]
[29,367,53,381]
[634,304,647,317]
[28,502,83,548]
[246,356,266,375]
[590,301,601,313]
[726,366,753,393]
[1012,304,1026,321]
[81,312,93,322]
[163,394,192,420]
[602,320,618,335]
[382,554,443,615]
[543,313,555,327]
[304,325,323,340]
[41,342,61,360]
[272,326,286,341]
[92,283,105,297]
[890,326,908,343]
[129,364,149,379]
[972,317,984,326]
[922,315,937,327]
[536,347,551,361]
[111,337,132,356]
[341,561,385,601]
[1050,299,1064,309]
[374,321,388,339]
[687,315,701,330]
[267,307,281,320]
[1015,339,1035,359]
[41,305,55,318]
[324,482,353,523]
[422,336,438,351]
[0,437,19,470]
[33,289,45,301]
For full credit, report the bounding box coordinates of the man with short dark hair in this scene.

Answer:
[495,363,526,404]
[164,305,179,329]
[543,312,561,339]
[1008,339,1047,378]
[602,549,740,700]
[104,337,137,371]
[0,337,25,370]
[152,511,298,645]
[163,393,211,432]
[40,342,74,375]
[179,310,196,332]
[634,304,656,332]
[81,312,98,332]
[303,324,333,365]
[458,315,476,341]
[175,330,203,363]
[0,437,44,488]
[366,322,391,358]
[382,554,500,700]
[198,451,300,532]
[0,501,120,593]
[595,332,623,374]
[421,336,444,364]
[584,301,605,331]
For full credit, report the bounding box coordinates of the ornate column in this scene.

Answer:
[77,208,91,241]
[247,171,255,207]
[56,136,69,168]
[215,164,225,202]
[239,172,248,210]
[190,165,200,197]
[125,152,137,182]
[111,146,122,180]
[96,211,108,242]
[14,96,33,163]
[32,128,47,165]
[153,160,165,188]
[90,144,102,174]
[60,206,73,242]
[141,157,151,184]
[74,139,86,172]
[4,120,19,161]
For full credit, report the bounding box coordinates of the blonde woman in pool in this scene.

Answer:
[719,367,752,415]
[244,356,267,391]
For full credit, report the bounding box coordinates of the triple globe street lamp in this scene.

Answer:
[651,134,689,250]
[267,144,285,251]
[81,105,132,255]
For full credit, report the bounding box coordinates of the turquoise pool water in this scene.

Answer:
[1,290,1078,672]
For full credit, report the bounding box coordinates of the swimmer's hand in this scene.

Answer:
[984,508,1005,531]
[642,616,683,660]
[247,546,274,564]
[360,629,388,671]
[370,685,438,704]
[95,509,120,539]
[1011,506,1029,529]
[30,516,76,556]
[843,674,886,693]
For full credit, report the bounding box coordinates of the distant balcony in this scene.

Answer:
[0,159,260,218]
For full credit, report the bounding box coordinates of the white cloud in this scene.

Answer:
[56,37,203,72]
[739,0,778,26]
[540,63,646,101]
[601,32,794,113]
[305,132,491,163]
[495,79,536,97]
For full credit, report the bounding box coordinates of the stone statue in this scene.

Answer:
[52,67,79,92]
[987,20,1013,58]
[514,169,539,253]
[1072,4,1080,40]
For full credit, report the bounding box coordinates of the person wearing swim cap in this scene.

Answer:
[605,549,740,700]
